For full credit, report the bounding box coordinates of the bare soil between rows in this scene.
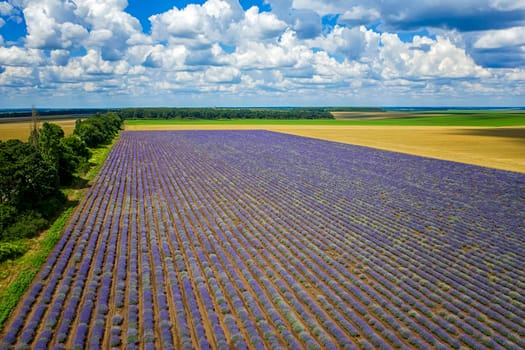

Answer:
[125,125,525,173]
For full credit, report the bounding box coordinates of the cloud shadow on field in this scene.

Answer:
[453,128,525,143]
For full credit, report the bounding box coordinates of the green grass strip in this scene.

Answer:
[85,136,118,181]
[0,207,73,330]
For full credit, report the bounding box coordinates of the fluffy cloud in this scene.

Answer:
[291,0,347,17]
[0,66,36,87]
[23,0,82,49]
[380,34,489,79]
[505,68,525,80]
[75,0,146,60]
[233,40,297,70]
[21,0,145,60]
[0,46,43,65]
[233,6,287,41]
[310,26,369,60]
[142,44,188,69]
[474,26,525,49]
[205,66,241,83]
[0,0,524,107]
[150,0,243,45]
[339,6,380,26]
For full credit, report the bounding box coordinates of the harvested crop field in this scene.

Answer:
[2,130,524,349]
[0,119,76,141]
[126,124,525,173]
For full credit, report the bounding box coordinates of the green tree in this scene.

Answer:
[57,136,92,183]
[0,140,60,211]
[74,121,105,148]
[38,122,80,185]
[61,135,91,160]
[38,122,64,167]
[0,140,63,240]
[0,204,16,233]
[74,113,122,148]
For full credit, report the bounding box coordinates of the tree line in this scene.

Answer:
[0,113,122,262]
[118,107,334,120]
[0,108,114,120]
[1,107,336,122]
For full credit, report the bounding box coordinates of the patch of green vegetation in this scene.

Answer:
[325,107,385,112]
[0,241,28,262]
[0,207,72,329]
[341,112,525,127]
[85,138,117,181]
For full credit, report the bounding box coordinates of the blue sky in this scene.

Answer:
[0,0,524,108]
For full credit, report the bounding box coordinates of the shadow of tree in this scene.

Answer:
[452,128,525,143]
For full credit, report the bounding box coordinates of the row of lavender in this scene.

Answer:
[176,130,524,349]
[1,130,523,349]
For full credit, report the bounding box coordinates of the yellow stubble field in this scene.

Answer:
[0,119,77,141]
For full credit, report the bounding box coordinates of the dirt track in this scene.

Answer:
[126,125,525,173]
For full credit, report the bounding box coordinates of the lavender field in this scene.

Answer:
[1,130,524,349]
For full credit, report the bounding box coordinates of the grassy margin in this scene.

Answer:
[0,207,73,328]
[0,137,118,331]
[85,139,117,181]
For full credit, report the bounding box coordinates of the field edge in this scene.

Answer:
[0,137,120,331]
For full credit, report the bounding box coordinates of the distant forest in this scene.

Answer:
[0,107,344,120]
[117,108,334,120]
[0,109,113,120]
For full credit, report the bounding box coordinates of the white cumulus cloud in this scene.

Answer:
[23,0,81,49]
[150,0,242,46]
[474,26,525,49]
[380,34,489,79]
[310,26,369,60]
[0,46,43,65]
[233,6,287,41]
[205,66,241,83]
[339,6,380,26]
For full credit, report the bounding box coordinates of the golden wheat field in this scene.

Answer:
[0,119,77,141]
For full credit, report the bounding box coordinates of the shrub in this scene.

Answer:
[0,241,28,263]
[2,213,48,241]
